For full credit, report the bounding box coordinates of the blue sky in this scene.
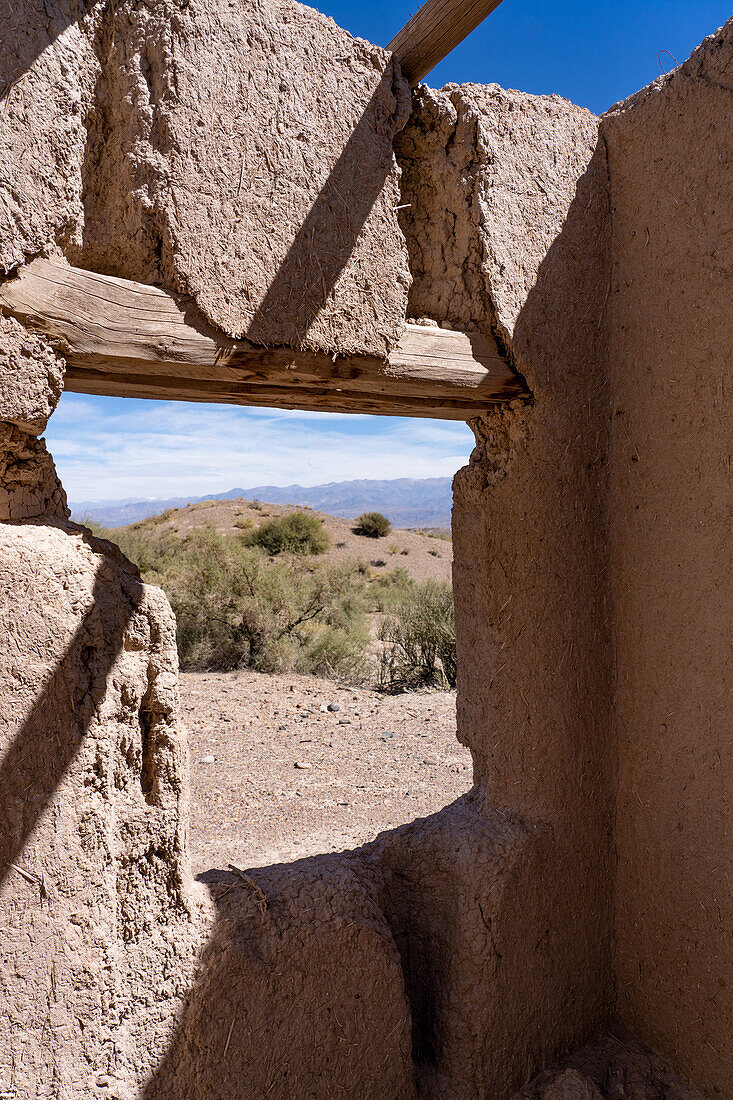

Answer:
[47,0,730,503]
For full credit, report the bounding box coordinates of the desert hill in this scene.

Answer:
[115,496,453,586]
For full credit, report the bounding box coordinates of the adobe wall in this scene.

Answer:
[1,3,730,1097]
[398,82,616,1067]
[601,21,732,1098]
[0,313,215,1096]
[2,6,581,1097]
[0,0,411,359]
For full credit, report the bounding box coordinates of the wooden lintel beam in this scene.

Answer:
[388,0,506,86]
[0,260,523,420]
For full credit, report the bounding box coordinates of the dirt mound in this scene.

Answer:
[119,496,453,585]
[515,1032,706,1099]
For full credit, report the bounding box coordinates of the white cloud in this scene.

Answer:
[45,394,475,502]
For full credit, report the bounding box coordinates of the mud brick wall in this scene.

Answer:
[602,21,733,1098]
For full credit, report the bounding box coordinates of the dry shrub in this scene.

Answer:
[368,567,413,612]
[378,580,456,692]
[85,521,457,691]
[167,530,366,678]
[244,510,330,555]
[354,511,391,538]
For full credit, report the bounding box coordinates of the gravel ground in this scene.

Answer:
[182,670,472,873]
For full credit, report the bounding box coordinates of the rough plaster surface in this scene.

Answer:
[0,1,100,273]
[602,20,733,1098]
[72,0,411,354]
[145,792,556,1100]
[0,315,67,519]
[2,0,411,356]
[403,84,615,1083]
[1,7,730,1097]
[366,794,563,1098]
[146,854,417,1098]
[0,522,213,1099]
[514,1033,707,1099]
[0,426,68,521]
[396,84,599,357]
[0,316,65,434]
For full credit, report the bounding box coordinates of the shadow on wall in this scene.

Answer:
[452,125,615,1068]
[2,6,627,1095]
[141,792,545,1100]
[0,521,550,1099]
[0,142,618,1100]
[5,1,408,353]
[230,77,398,349]
[0,144,617,1100]
[0,0,99,90]
[0,547,139,890]
[81,60,403,350]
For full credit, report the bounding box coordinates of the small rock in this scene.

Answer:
[327,702,340,712]
[95,1077,110,1089]
[319,704,329,712]
[294,761,312,770]
[380,731,394,740]
[199,755,215,764]
[339,719,351,726]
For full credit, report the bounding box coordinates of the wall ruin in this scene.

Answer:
[601,25,733,1097]
[0,3,730,1098]
[398,79,616,1063]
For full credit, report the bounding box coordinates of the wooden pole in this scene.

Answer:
[0,261,524,420]
[388,0,506,86]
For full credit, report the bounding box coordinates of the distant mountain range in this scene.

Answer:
[70,477,454,530]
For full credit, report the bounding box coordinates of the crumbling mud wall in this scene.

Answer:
[0,522,213,1098]
[367,793,561,1097]
[76,0,412,355]
[1,3,730,1098]
[144,848,418,1099]
[601,21,733,1098]
[0,317,68,520]
[399,40,732,1093]
[398,84,616,1074]
[514,1032,707,1100]
[0,0,101,273]
[0,311,214,1097]
[143,792,558,1100]
[1,0,412,359]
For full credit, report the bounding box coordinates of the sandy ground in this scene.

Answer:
[182,669,471,874]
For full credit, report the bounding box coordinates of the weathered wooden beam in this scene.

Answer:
[0,261,523,420]
[388,0,506,86]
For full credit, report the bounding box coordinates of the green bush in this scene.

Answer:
[377,580,456,692]
[83,517,456,690]
[354,511,391,538]
[81,519,176,580]
[134,528,367,679]
[244,510,331,555]
[368,567,414,612]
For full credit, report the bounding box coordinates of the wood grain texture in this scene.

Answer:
[388,0,506,86]
[0,261,524,419]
